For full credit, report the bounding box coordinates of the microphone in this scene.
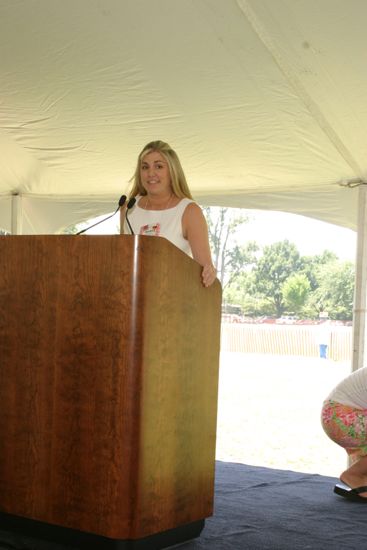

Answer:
[76,195,127,235]
[125,197,136,235]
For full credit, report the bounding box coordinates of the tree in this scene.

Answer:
[300,250,338,291]
[282,273,311,314]
[202,206,256,288]
[61,223,83,235]
[305,260,355,320]
[252,240,302,317]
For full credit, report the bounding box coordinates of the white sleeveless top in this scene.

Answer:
[124,196,194,256]
[327,366,367,409]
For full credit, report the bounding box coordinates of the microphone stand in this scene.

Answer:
[76,195,127,235]
[125,197,136,235]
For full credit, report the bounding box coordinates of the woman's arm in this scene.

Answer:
[182,203,217,287]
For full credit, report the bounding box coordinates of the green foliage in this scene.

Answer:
[305,261,354,320]
[204,206,355,320]
[299,251,338,291]
[252,240,303,317]
[281,273,311,314]
[61,223,84,235]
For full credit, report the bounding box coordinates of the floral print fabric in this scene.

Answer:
[321,399,367,462]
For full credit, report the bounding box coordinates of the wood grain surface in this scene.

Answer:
[0,235,221,540]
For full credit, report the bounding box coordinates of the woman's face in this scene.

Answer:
[140,151,172,196]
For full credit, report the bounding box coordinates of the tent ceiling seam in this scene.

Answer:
[236,0,364,180]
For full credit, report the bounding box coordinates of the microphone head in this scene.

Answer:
[127,197,136,209]
[119,194,127,207]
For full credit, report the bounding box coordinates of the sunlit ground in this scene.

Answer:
[215,352,350,477]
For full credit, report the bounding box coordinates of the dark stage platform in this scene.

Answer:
[0,461,363,550]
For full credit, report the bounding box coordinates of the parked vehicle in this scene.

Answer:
[275,315,298,325]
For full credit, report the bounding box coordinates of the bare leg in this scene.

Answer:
[340,456,367,498]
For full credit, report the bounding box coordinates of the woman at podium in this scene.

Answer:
[122,140,216,287]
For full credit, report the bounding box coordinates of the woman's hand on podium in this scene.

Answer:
[201,263,217,287]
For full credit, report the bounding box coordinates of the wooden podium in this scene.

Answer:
[0,235,222,549]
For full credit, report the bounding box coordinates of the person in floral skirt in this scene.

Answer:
[321,367,367,502]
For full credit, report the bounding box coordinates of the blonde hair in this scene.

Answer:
[129,140,193,199]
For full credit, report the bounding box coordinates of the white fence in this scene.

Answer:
[220,323,352,361]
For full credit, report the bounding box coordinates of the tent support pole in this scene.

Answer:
[11,194,22,235]
[351,185,367,372]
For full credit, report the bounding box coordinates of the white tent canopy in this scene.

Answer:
[0,0,366,234]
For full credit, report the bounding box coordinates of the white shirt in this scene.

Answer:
[327,367,367,409]
[124,196,194,256]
